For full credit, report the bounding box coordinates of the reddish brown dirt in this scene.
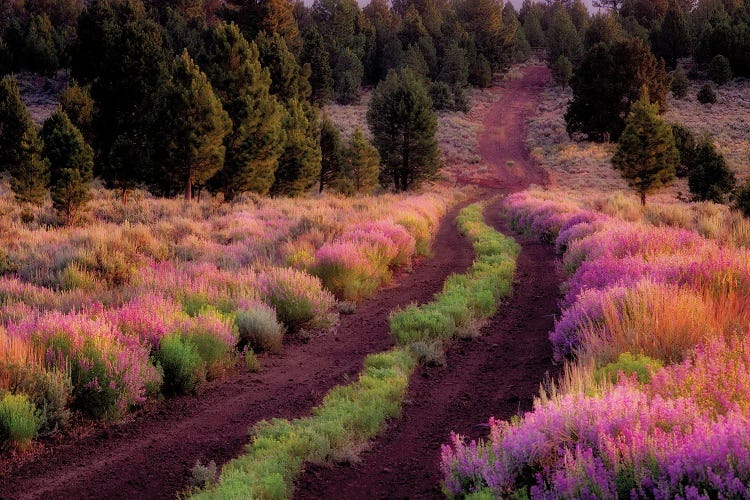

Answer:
[294,65,558,499]
[0,206,475,500]
[455,65,551,192]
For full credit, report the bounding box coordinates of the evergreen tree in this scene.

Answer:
[23,14,59,73]
[552,55,573,87]
[59,81,95,144]
[41,111,94,224]
[367,69,439,191]
[338,127,380,196]
[671,67,689,99]
[318,114,342,193]
[223,0,301,52]
[709,54,733,85]
[697,83,717,104]
[438,43,470,90]
[735,180,750,218]
[584,12,625,48]
[271,99,322,197]
[300,27,334,104]
[570,0,590,34]
[256,31,311,103]
[522,11,545,47]
[546,4,583,64]
[0,76,33,173]
[9,126,49,206]
[566,38,670,141]
[72,0,171,197]
[653,0,691,68]
[333,48,363,104]
[687,137,736,203]
[198,22,285,199]
[671,123,697,177]
[163,50,231,200]
[612,90,679,205]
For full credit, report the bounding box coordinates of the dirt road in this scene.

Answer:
[294,64,557,499]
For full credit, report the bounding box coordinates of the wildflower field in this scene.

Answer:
[0,187,454,449]
[442,189,750,499]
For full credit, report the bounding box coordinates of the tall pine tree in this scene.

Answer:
[0,76,33,173]
[612,90,679,205]
[271,99,322,197]
[9,126,49,206]
[163,50,231,200]
[318,114,342,193]
[367,69,439,191]
[41,111,94,224]
[338,127,380,196]
[199,22,285,199]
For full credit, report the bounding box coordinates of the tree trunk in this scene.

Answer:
[640,191,646,206]
[121,189,129,205]
[185,178,192,201]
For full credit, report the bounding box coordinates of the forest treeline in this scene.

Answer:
[0,0,529,214]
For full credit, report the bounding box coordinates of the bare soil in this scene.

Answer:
[0,205,475,500]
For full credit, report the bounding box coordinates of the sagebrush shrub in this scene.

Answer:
[0,393,41,449]
[595,352,664,384]
[235,303,284,354]
[257,267,335,332]
[157,334,202,395]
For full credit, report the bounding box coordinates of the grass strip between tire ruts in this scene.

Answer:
[191,202,519,499]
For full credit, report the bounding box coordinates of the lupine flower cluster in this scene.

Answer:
[0,189,452,446]
[442,190,750,499]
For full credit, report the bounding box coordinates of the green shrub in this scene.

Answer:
[0,393,41,449]
[390,305,456,344]
[709,54,732,85]
[72,340,120,418]
[596,352,664,384]
[259,268,336,332]
[408,341,446,366]
[245,349,261,373]
[670,68,689,99]
[157,334,203,395]
[236,305,284,354]
[193,349,413,499]
[697,84,717,104]
[9,366,72,435]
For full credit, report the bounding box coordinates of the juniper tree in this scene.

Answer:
[338,127,380,196]
[198,22,285,199]
[41,111,94,224]
[671,67,689,99]
[59,81,94,144]
[687,138,736,203]
[612,90,679,205]
[367,69,439,191]
[163,50,231,200]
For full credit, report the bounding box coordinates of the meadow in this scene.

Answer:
[441,189,750,498]
[0,185,454,449]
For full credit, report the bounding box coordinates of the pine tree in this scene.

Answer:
[224,0,301,53]
[256,31,311,103]
[709,54,733,85]
[546,4,583,64]
[333,48,364,104]
[612,90,679,205]
[552,55,573,87]
[0,76,34,173]
[271,100,322,197]
[300,27,334,104]
[318,114,342,193]
[653,0,691,68]
[687,137,736,203]
[72,0,171,196]
[198,22,285,199]
[338,127,380,196]
[41,111,94,224]
[367,69,439,191]
[163,50,231,200]
[671,67,689,99]
[59,81,95,144]
[566,38,670,141]
[438,43,469,90]
[9,127,49,206]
